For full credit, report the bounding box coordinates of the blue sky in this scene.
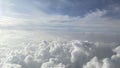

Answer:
[7,0,120,17]
[0,0,120,37]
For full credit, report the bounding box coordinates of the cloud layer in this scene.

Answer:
[0,40,120,68]
[0,0,120,34]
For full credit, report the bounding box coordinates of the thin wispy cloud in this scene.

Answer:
[0,0,120,41]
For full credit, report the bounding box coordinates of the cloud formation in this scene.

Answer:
[0,0,120,34]
[0,40,120,68]
[0,0,120,68]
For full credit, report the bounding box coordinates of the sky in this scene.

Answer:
[0,0,120,41]
[0,1,120,68]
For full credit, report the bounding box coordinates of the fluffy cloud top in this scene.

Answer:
[0,40,120,68]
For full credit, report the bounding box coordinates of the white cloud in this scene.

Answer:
[83,57,102,68]
[0,1,120,68]
[1,64,21,68]
[83,45,120,68]
[0,40,120,68]
[83,57,115,68]
[0,0,120,33]
[41,58,65,68]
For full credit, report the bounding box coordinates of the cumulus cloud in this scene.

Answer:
[0,40,120,68]
[0,1,120,68]
[83,45,120,68]
[41,58,65,68]
[83,57,103,68]
[1,64,21,68]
